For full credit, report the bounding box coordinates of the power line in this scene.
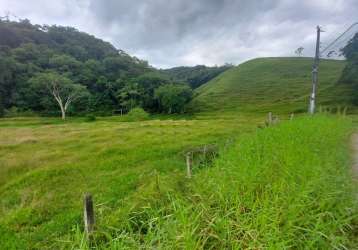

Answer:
[321,22,358,55]
[308,22,358,114]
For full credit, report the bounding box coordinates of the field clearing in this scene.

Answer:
[0,115,261,248]
[0,114,357,249]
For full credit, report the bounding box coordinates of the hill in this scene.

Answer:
[160,64,233,89]
[0,19,124,61]
[188,57,355,114]
[0,19,164,117]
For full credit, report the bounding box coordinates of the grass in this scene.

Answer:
[1,114,356,249]
[188,57,355,114]
[1,56,358,248]
[0,114,260,249]
[72,115,356,249]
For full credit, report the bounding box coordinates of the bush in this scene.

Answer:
[4,107,36,117]
[126,107,149,121]
[84,114,96,122]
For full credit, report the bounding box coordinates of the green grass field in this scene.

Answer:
[1,57,358,249]
[0,115,262,249]
[0,115,357,249]
[188,57,355,114]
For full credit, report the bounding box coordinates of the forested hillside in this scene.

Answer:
[0,19,194,117]
[160,64,232,89]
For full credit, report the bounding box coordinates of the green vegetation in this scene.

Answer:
[0,114,259,249]
[126,107,150,121]
[1,17,358,250]
[0,20,194,117]
[28,72,89,119]
[160,64,233,89]
[0,19,234,118]
[189,57,355,114]
[0,115,357,249]
[155,84,193,114]
[84,114,96,122]
[340,33,358,104]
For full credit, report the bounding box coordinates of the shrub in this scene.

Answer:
[4,107,36,117]
[84,114,96,122]
[126,107,149,121]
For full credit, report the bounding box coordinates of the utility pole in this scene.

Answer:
[308,26,321,114]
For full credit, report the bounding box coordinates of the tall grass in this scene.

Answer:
[76,115,357,249]
[0,115,258,248]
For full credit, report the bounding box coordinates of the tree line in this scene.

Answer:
[0,19,230,119]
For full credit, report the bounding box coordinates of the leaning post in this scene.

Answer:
[186,152,192,178]
[268,112,273,125]
[83,193,95,238]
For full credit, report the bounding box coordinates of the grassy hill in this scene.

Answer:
[188,57,355,114]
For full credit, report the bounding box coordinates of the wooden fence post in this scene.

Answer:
[290,113,294,121]
[84,193,95,237]
[186,152,192,178]
[268,112,273,126]
[155,170,160,193]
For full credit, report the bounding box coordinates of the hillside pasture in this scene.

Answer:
[189,58,355,114]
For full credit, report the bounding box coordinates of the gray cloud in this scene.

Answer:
[0,0,357,68]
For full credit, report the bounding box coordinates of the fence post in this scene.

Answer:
[186,152,192,178]
[290,113,294,121]
[268,112,273,126]
[84,194,95,237]
[155,170,160,193]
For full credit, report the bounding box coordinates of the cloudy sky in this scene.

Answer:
[0,0,357,68]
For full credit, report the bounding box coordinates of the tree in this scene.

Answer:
[340,33,358,85]
[154,84,192,114]
[0,56,17,109]
[0,19,173,115]
[135,72,169,110]
[29,72,88,119]
[116,82,144,110]
[341,33,358,61]
[295,47,304,57]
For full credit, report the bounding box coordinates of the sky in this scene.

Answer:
[0,0,357,68]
